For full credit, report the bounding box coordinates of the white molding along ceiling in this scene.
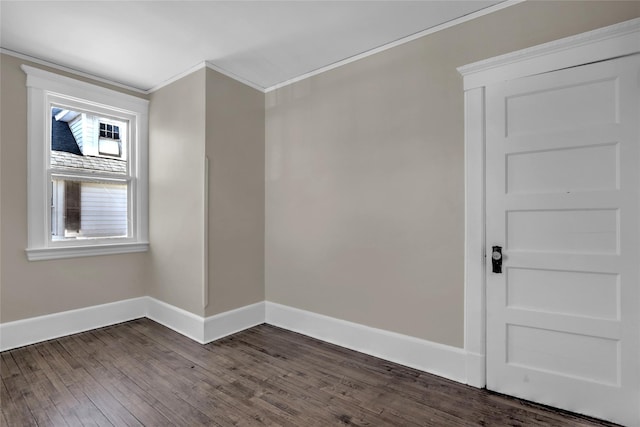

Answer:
[0,1,512,93]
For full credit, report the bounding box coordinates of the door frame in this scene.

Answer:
[457,18,640,389]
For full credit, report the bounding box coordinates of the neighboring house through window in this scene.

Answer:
[23,65,149,261]
[98,121,122,157]
[50,107,129,239]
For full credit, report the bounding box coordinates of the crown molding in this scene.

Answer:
[263,0,523,93]
[204,61,266,93]
[2,0,521,95]
[457,17,640,90]
[146,61,208,94]
[1,48,148,95]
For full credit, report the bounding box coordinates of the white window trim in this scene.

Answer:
[23,65,149,261]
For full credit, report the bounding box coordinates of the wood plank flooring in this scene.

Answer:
[1,319,619,426]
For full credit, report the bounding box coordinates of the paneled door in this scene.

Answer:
[485,54,640,426]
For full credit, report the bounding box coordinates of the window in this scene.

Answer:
[98,121,122,157]
[23,65,149,260]
[99,122,120,140]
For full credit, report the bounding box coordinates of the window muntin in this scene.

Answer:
[99,122,120,140]
[24,64,149,261]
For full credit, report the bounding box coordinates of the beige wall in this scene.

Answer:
[205,68,265,316]
[2,1,637,334]
[147,67,265,318]
[0,53,149,322]
[1,55,265,323]
[265,1,640,347]
[148,69,207,316]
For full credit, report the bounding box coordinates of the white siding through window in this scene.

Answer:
[80,182,128,237]
[69,116,83,151]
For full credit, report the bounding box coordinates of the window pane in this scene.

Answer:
[51,107,127,170]
[52,178,129,240]
[64,181,81,234]
[99,138,121,157]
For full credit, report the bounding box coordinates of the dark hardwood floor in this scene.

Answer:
[1,318,619,426]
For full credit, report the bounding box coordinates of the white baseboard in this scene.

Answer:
[145,298,266,344]
[265,301,468,383]
[0,298,474,387]
[204,301,265,342]
[145,297,207,343]
[0,297,268,351]
[0,297,147,352]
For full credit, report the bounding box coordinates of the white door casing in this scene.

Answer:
[459,18,640,426]
[485,54,639,425]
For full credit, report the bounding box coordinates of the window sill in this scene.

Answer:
[25,242,149,261]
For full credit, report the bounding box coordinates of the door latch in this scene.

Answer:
[492,246,502,274]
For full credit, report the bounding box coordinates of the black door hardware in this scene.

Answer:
[492,246,502,274]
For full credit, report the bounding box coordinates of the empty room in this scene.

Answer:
[1,1,639,425]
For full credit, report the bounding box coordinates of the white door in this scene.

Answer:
[485,54,640,426]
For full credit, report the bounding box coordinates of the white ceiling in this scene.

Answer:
[0,1,502,92]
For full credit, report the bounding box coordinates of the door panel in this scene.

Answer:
[506,268,619,319]
[506,142,619,194]
[505,77,618,135]
[485,54,639,426]
[506,208,618,254]
[506,324,619,385]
